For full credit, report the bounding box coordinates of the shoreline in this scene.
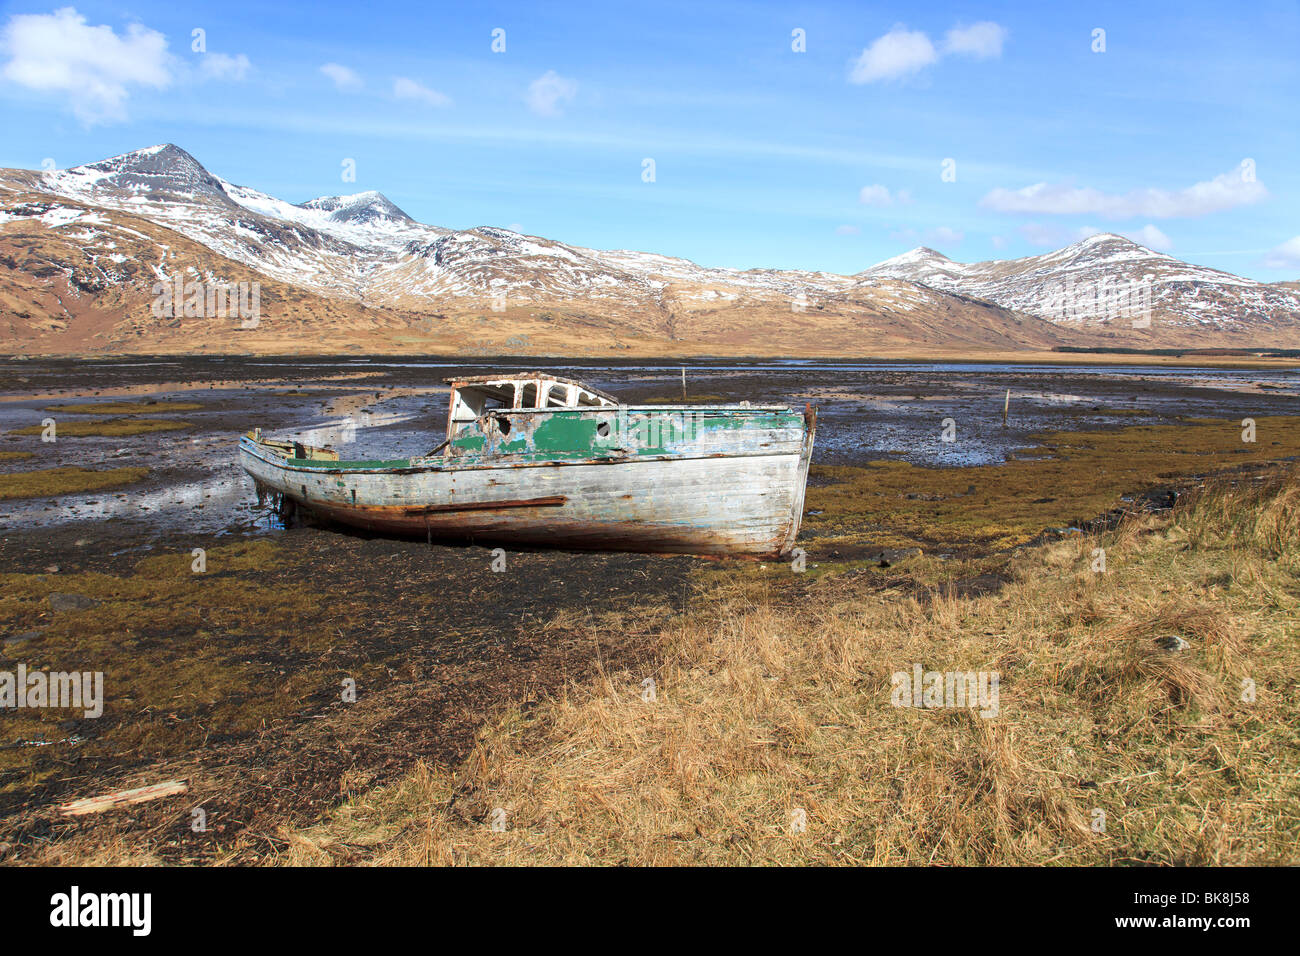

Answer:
[4,349,1298,373]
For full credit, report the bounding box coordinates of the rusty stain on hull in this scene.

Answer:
[240,373,816,558]
[360,495,569,517]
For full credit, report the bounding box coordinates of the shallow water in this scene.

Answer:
[1,357,1296,535]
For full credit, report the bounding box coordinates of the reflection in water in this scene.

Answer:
[0,471,259,535]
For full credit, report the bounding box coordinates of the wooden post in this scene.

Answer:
[1003,389,1011,427]
[681,366,687,402]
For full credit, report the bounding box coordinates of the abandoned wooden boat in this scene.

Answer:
[239,374,816,558]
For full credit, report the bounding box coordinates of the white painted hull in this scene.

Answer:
[239,439,813,557]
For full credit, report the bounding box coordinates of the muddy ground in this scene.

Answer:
[0,355,1296,863]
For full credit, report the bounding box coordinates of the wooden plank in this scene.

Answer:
[57,781,188,817]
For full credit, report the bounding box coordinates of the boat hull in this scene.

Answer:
[240,437,814,558]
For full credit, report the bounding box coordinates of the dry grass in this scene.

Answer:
[277,468,1300,866]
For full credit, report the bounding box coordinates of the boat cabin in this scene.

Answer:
[445,375,617,441]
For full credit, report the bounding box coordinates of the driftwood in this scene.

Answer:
[57,781,189,817]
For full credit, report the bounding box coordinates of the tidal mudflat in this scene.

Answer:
[1,356,1297,863]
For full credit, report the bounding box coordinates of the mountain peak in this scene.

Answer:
[1049,232,1177,265]
[859,246,957,276]
[297,190,414,225]
[911,246,949,259]
[48,143,230,200]
[1066,232,1142,251]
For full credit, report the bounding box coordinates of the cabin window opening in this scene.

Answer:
[520,382,539,408]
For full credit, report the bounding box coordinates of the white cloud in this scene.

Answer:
[858,184,912,207]
[849,27,936,83]
[321,62,362,92]
[889,225,963,245]
[859,184,893,206]
[835,224,861,236]
[393,76,451,108]
[0,7,172,124]
[1123,224,1173,251]
[990,234,1007,250]
[1263,236,1300,270]
[527,69,577,117]
[850,21,1006,84]
[943,22,1007,59]
[980,168,1267,219]
[200,52,250,81]
[1020,222,1173,251]
[1018,222,1068,247]
[929,226,964,244]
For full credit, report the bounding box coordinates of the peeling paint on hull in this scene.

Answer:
[239,397,816,558]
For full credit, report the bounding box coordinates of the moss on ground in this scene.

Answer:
[9,418,193,438]
[0,538,368,793]
[804,415,1300,555]
[0,466,149,500]
[43,401,203,415]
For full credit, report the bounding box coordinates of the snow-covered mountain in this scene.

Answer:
[859,235,1300,339]
[2,144,1297,354]
[29,144,862,308]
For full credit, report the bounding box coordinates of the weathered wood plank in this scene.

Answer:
[58,781,189,816]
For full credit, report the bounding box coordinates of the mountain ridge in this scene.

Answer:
[1,144,1297,356]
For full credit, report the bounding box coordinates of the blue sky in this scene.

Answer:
[1,0,1297,279]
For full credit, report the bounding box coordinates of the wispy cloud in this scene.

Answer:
[943,22,1007,58]
[889,225,964,246]
[1121,223,1173,251]
[393,76,451,108]
[849,27,936,83]
[321,62,362,92]
[859,184,912,207]
[0,7,172,124]
[850,21,1006,83]
[1017,222,1067,247]
[199,52,251,82]
[1019,222,1174,251]
[835,224,861,236]
[981,168,1266,219]
[1263,236,1300,270]
[527,70,578,117]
